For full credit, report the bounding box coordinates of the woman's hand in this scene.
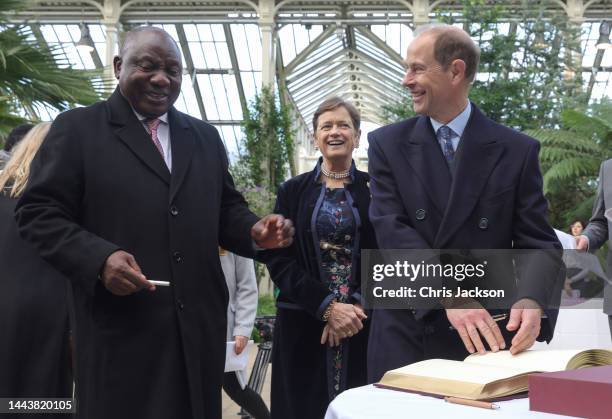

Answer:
[321,324,342,347]
[327,302,367,338]
[234,335,249,354]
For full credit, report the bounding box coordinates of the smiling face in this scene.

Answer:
[402,31,469,123]
[113,29,182,118]
[314,106,360,168]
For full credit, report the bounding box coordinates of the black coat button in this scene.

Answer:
[415,209,426,220]
[177,300,184,310]
[173,251,182,263]
[170,206,179,216]
[479,217,489,230]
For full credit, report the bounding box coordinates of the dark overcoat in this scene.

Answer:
[262,161,377,419]
[366,104,564,382]
[0,194,72,405]
[15,89,259,419]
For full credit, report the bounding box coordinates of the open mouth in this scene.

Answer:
[327,140,345,146]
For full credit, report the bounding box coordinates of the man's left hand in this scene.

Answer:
[251,214,295,248]
[507,298,543,355]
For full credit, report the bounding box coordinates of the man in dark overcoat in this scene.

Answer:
[15,27,293,419]
[366,24,563,382]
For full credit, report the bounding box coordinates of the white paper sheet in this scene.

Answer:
[224,340,253,372]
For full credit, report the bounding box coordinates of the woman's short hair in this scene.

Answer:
[312,97,361,133]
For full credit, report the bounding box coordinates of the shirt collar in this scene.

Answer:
[132,107,168,124]
[430,101,471,137]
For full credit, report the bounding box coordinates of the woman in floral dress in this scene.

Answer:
[263,97,377,419]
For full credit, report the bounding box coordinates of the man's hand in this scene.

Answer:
[327,303,367,338]
[234,335,249,355]
[575,235,588,251]
[251,214,295,249]
[446,306,506,354]
[507,298,543,355]
[100,250,154,296]
[320,324,342,347]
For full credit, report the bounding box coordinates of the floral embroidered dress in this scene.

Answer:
[316,186,355,398]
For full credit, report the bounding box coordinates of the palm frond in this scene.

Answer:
[0,99,27,139]
[0,26,100,118]
[0,0,27,15]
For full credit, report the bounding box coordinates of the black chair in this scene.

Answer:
[238,316,275,418]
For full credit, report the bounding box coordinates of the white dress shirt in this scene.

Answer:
[430,101,472,153]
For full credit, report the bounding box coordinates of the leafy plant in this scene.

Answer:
[240,86,295,192]
[234,87,296,289]
[527,101,612,227]
[0,0,102,139]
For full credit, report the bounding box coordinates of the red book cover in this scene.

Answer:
[529,365,612,419]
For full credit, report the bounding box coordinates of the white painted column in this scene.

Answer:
[412,0,431,29]
[259,0,276,90]
[103,0,121,85]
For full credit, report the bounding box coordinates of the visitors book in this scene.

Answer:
[376,349,612,400]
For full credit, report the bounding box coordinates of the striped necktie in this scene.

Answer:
[146,118,164,159]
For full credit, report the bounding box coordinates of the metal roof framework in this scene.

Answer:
[8,0,612,160]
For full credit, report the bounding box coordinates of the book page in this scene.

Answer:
[463,349,586,372]
[388,359,524,385]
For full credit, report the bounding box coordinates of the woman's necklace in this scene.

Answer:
[321,163,350,179]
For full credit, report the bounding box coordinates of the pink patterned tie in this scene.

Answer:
[146,118,165,158]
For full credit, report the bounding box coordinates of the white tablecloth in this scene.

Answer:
[325,385,579,419]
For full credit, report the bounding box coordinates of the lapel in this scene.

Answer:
[107,88,170,185]
[401,116,451,217]
[167,109,195,203]
[434,104,505,247]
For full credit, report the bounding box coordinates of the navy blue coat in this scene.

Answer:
[263,161,377,419]
[366,104,563,381]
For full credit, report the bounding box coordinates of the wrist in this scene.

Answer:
[322,300,337,322]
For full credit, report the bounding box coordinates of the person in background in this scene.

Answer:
[263,97,377,419]
[0,123,34,170]
[564,220,591,297]
[570,220,584,237]
[576,160,612,335]
[0,122,72,404]
[220,247,270,419]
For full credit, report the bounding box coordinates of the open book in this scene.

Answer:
[377,349,612,400]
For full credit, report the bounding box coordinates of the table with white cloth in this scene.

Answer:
[324,385,580,419]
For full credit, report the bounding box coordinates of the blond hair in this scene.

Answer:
[0,122,51,198]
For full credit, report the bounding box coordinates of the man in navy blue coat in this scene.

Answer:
[367,24,563,382]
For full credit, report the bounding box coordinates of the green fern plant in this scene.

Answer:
[527,104,612,227]
[527,109,612,194]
